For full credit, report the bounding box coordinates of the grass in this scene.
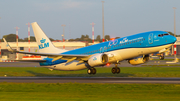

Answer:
[151,59,175,61]
[143,64,180,66]
[0,83,180,101]
[0,65,180,101]
[1,66,180,77]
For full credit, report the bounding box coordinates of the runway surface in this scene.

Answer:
[0,77,180,84]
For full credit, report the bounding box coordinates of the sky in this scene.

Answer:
[0,0,180,40]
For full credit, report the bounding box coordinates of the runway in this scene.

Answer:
[0,77,180,84]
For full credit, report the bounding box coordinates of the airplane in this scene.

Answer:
[3,22,177,74]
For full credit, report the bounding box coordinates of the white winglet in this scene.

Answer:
[3,38,16,52]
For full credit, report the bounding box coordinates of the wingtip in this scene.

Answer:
[3,38,15,52]
[3,38,7,42]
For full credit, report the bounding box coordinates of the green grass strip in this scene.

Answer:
[1,66,180,77]
[0,83,180,101]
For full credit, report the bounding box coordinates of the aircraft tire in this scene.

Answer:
[87,68,96,75]
[116,67,120,74]
[92,68,96,74]
[111,67,117,74]
[159,56,164,60]
[87,68,92,74]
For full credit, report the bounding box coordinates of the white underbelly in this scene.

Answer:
[43,61,88,71]
[106,44,173,62]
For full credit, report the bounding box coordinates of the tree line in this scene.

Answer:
[1,34,120,43]
[1,31,178,42]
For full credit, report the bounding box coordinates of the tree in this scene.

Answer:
[96,35,101,42]
[24,36,36,42]
[3,34,17,42]
[85,35,89,38]
[69,39,75,41]
[49,38,55,41]
[74,38,81,41]
[115,37,120,39]
[166,31,180,37]
[80,35,85,41]
[105,35,110,41]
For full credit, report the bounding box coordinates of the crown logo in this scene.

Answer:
[40,38,46,43]
[93,57,97,61]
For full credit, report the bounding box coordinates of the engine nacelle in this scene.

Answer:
[88,53,109,67]
[128,55,149,65]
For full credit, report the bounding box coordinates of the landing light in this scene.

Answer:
[106,63,110,66]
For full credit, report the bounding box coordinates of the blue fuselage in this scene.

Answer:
[40,31,176,66]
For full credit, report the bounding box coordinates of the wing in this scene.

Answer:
[3,38,90,63]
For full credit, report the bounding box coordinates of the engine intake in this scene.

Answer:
[88,53,109,67]
[128,55,149,65]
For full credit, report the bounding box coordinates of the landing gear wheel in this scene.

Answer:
[111,67,117,74]
[111,64,121,74]
[87,68,96,75]
[116,67,120,74]
[87,69,92,74]
[159,56,164,60]
[92,68,96,74]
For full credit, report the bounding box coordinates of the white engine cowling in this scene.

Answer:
[88,53,109,67]
[128,55,149,65]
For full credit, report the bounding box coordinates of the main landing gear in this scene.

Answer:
[87,67,96,75]
[111,64,120,74]
[87,64,121,75]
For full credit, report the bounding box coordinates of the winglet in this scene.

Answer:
[3,38,16,52]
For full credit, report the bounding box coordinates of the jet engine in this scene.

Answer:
[88,53,109,67]
[128,55,149,65]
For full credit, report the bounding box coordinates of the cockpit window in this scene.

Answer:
[163,33,169,36]
[158,34,163,37]
[158,33,169,37]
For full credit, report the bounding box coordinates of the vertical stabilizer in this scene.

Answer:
[31,22,67,53]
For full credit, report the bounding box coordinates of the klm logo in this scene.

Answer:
[93,57,97,61]
[39,38,49,49]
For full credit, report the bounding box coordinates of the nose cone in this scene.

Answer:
[166,35,177,44]
[172,36,177,43]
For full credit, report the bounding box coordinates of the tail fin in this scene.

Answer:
[31,22,67,53]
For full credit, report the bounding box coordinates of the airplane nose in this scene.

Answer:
[173,36,177,43]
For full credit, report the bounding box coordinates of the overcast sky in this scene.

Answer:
[0,0,180,40]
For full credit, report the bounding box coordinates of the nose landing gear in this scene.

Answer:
[159,55,164,60]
